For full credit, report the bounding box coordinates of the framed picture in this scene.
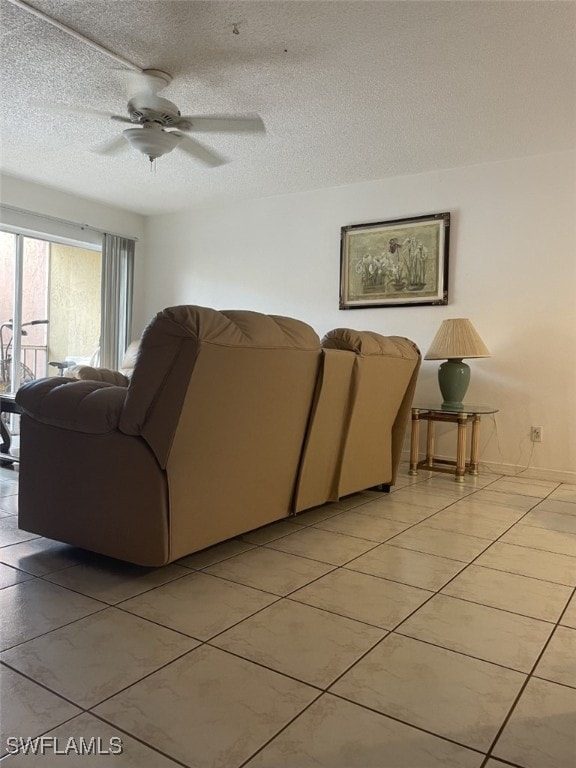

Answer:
[339,212,450,309]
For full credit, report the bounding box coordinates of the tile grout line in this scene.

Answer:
[258,482,487,568]
[2,478,534,759]
[82,711,193,768]
[2,476,568,662]
[2,471,574,766]
[223,477,520,768]
[470,559,576,589]
[0,603,111,655]
[479,582,576,767]
[85,638,340,768]
[39,565,203,606]
[433,582,573,624]
[327,688,497,762]
[324,479,575,760]
[240,685,491,768]
[0,659,86,712]
[272,479,576,755]
[235,691,325,768]
[377,482,574,636]
[0,662,193,767]
[318,513,536,692]
[0,711,84,763]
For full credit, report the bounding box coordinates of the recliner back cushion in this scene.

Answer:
[120,305,320,467]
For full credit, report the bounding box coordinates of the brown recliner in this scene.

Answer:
[294,328,421,512]
[16,306,321,566]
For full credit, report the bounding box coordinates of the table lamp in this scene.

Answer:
[425,318,490,409]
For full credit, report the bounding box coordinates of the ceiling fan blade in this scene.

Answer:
[31,100,130,122]
[31,100,115,119]
[91,135,129,156]
[178,115,265,134]
[175,134,227,167]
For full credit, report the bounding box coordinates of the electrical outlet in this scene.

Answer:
[531,426,543,442]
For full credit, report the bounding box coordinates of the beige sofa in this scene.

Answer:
[16,305,420,565]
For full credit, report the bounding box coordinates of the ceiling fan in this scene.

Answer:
[50,69,265,167]
[8,2,264,167]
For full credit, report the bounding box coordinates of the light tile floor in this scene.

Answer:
[1,464,575,767]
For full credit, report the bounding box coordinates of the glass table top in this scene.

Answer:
[413,404,498,415]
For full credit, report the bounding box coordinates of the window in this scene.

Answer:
[0,222,134,392]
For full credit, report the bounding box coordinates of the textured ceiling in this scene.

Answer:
[1,0,575,215]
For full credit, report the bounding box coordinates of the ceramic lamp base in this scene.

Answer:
[438,359,470,409]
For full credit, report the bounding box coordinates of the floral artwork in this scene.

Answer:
[339,212,450,308]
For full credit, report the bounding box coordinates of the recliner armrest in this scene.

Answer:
[16,378,127,434]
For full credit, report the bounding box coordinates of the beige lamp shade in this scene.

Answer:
[425,318,490,360]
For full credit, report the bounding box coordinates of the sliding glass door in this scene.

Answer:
[0,232,101,393]
[48,241,102,373]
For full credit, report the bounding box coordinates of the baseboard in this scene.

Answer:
[400,451,576,485]
[474,460,576,485]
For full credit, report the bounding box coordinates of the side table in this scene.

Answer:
[409,404,498,482]
[0,393,22,467]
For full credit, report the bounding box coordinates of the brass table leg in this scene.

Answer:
[409,409,420,475]
[455,412,468,482]
[470,414,481,475]
[425,420,436,469]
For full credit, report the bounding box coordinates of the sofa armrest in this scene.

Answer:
[68,365,130,387]
[16,378,127,434]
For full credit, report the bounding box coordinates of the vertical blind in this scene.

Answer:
[100,234,135,369]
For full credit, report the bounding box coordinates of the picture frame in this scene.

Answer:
[339,212,450,309]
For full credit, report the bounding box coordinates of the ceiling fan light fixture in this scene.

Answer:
[122,124,182,162]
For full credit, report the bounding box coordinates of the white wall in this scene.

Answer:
[0,174,146,335]
[142,151,576,480]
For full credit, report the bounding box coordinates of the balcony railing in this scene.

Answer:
[21,344,48,381]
